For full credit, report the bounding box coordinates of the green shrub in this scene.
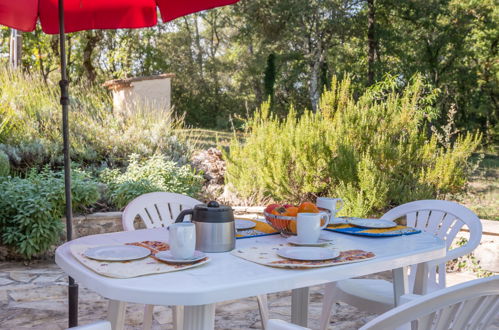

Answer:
[0,168,100,258]
[225,75,481,216]
[0,150,9,176]
[0,68,192,172]
[101,154,204,209]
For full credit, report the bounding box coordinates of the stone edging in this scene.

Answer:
[68,209,498,237]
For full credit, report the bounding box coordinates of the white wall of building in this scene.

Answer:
[111,77,172,115]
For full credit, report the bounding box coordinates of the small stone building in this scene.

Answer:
[103,73,174,114]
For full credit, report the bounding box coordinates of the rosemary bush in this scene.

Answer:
[225,76,481,216]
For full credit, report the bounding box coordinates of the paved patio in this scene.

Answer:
[1,261,497,330]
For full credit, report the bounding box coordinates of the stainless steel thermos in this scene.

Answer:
[174,201,235,253]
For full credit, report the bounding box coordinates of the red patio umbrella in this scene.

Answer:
[0,0,239,327]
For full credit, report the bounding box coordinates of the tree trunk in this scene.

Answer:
[35,30,48,84]
[9,29,22,69]
[193,15,204,79]
[367,0,378,86]
[82,31,102,83]
[263,53,277,104]
[309,49,324,112]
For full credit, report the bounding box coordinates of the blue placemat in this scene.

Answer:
[326,224,421,237]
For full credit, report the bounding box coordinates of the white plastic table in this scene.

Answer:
[55,228,446,330]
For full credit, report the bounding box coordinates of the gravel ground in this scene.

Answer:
[1,261,498,330]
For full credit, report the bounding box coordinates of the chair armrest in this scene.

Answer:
[426,245,474,268]
[399,293,421,305]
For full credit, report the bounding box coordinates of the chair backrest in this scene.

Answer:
[360,276,499,330]
[382,200,482,293]
[69,320,112,330]
[122,192,201,231]
[266,319,311,330]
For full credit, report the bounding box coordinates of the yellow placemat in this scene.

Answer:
[70,242,209,278]
[236,219,279,238]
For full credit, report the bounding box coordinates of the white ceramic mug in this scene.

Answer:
[297,212,329,244]
[316,197,344,223]
[169,222,196,259]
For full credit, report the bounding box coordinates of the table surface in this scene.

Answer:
[55,228,446,306]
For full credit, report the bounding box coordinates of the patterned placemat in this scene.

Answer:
[326,222,421,237]
[70,240,209,278]
[231,244,375,269]
[236,219,279,239]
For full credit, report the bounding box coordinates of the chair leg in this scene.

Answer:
[256,294,269,329]
[172,305,184,330]
[320,282,339,330]
[143,304,154,330]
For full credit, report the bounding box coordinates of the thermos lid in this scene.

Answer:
[193,201,234,223]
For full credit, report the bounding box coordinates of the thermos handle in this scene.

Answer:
[175,209,194,223]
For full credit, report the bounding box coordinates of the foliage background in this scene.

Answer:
[0,0,496,257]
[0,0,496,140]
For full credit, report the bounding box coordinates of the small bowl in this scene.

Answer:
[264,208,331,236]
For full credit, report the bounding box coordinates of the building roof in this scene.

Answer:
[103,73,175,90]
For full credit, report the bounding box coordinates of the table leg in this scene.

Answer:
[392,266,409,306]
[173,305,184,330]
[183,304,216,330]
[413,263,429,295]
[107,300,126,330]
[291,287,309,327]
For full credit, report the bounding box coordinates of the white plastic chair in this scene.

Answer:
[68,320,111,330]
[122,191,201,231]
[360,275,499,330]
[320,200,483,330]
[266,319,311,330]
[122,192,201,330]
[122,192,269,329]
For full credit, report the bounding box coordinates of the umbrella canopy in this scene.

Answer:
[0,0,238,33]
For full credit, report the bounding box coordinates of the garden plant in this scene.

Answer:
[225,76,482,216]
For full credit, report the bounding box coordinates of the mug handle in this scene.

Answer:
[175,209,194,223]
[319,212,329,230]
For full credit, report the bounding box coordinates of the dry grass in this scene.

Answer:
[177,128,244,150]
[453,151,499,220]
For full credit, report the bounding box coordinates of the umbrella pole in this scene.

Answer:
[58,0,78,327]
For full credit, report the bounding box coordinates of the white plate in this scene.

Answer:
[286,236,331,247]
[84,245,151,261]
[329,217,349,225]
[347,218,397,229]
[235,219,256,230]
[277,247,340,261]
[155,250,206,264]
